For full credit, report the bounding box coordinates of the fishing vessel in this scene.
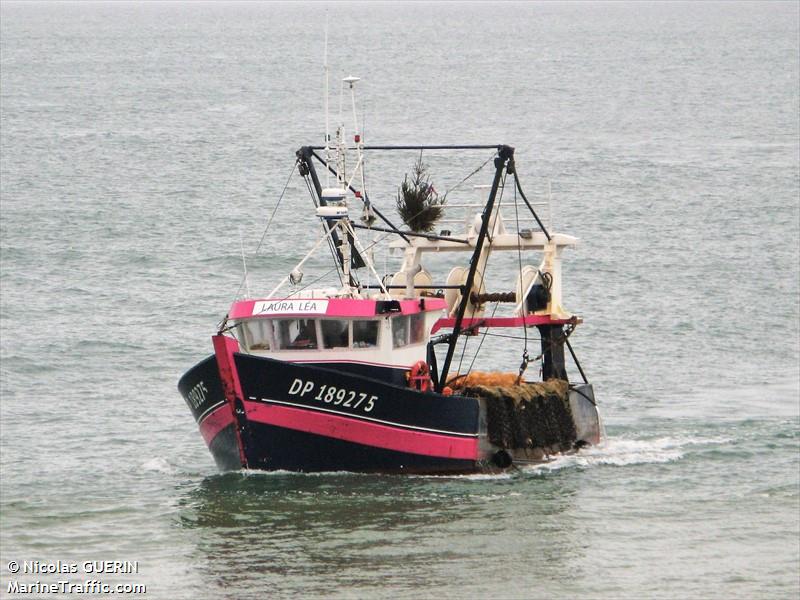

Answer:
[178,76,602,474]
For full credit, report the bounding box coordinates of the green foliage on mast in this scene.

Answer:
[396,154,446,233]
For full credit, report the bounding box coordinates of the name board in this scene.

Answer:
[252,300,329,316]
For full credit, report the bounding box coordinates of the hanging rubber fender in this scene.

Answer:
[408,360,432,392]
[492,450,513,469]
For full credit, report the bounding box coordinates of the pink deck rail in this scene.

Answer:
[229,297,448,319]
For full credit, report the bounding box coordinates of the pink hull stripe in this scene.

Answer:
[244,400,478,460]
[199,405,235,446]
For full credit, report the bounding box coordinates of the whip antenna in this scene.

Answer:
[323,13,330,187]
[240,228,251,298]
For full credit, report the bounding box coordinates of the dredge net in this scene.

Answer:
[454,373,577,451]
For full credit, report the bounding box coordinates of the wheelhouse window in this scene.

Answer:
[410,313,426,344]
[392,316,409,348]
[353,320,379,348]
[392,314,426,348]
[320,319,349,349]
[241,319,273,351]
[276,319,318,350]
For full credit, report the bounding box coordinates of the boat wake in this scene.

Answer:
[520,434,732,474]
[140,457,181,475]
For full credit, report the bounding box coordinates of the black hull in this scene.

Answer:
[178,353,484,473]
[243,422,476,474]
[208,424,242,472]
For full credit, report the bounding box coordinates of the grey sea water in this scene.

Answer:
[1,2,798,598]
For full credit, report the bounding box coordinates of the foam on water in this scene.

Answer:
[431,471,515,481]
[522,434,734,473]
[139,457,180,475]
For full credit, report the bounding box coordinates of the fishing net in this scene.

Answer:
[459,378,577,452]
[448,371,521,388]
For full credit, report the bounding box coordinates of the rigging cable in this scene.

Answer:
[483,331,540,341]
[285,231,394,299]
[511,169,551,241]
[454,171,506,379]
[252,159,299,259]
[443,152,495,198]
[462,300,501,379]
[512,162,530,382]
[285,265,340,299]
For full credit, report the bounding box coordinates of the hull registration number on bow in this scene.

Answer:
[288,378,377,412]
